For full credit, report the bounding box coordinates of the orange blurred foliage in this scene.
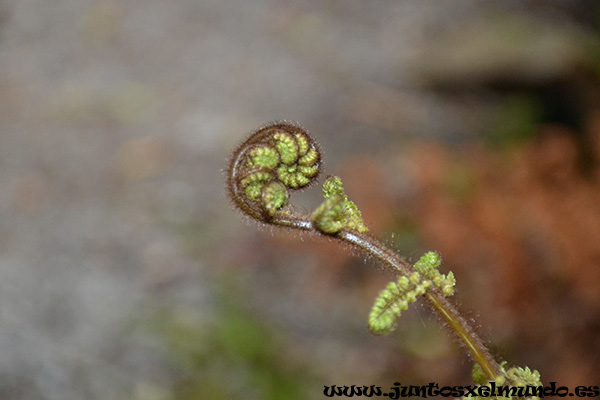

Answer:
[411,116,600,383]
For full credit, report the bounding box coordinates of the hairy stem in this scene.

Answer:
[336,230,500,380]
[260,215,500,379]
[425,292,499,379]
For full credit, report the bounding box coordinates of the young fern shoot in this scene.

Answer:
[227,122,541,395]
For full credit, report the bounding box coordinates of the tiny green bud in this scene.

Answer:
[320,176,368,233]
[323,176,346,198]
[472,363,488,385]
[414,251,442,276]
[241,171,275,200]
[272,131,299,164]
[312,195,345,234]
[248,145,279,169]
[261,181,289,216]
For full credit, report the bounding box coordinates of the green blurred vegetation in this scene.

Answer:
[141,277,317,400]
[485,94,542,149]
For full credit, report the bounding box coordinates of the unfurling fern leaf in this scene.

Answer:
[227,122,541,382]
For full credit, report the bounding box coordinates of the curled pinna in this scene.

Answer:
[227,122,321,223]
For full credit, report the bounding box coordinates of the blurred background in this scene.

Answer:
[1,1,600,399]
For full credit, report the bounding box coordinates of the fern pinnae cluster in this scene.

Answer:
[312,175,369,234]
[368,252,456,335]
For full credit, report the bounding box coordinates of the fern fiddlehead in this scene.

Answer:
[227,122,540,390]
[227,122,321,225]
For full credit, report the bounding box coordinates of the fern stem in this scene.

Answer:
[425,292,499,380]
[337,230,500,380]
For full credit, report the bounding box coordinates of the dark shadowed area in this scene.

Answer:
[1,1,599,399]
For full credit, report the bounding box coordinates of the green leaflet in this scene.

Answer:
[368,272,429,335]
[368,252,455,336]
